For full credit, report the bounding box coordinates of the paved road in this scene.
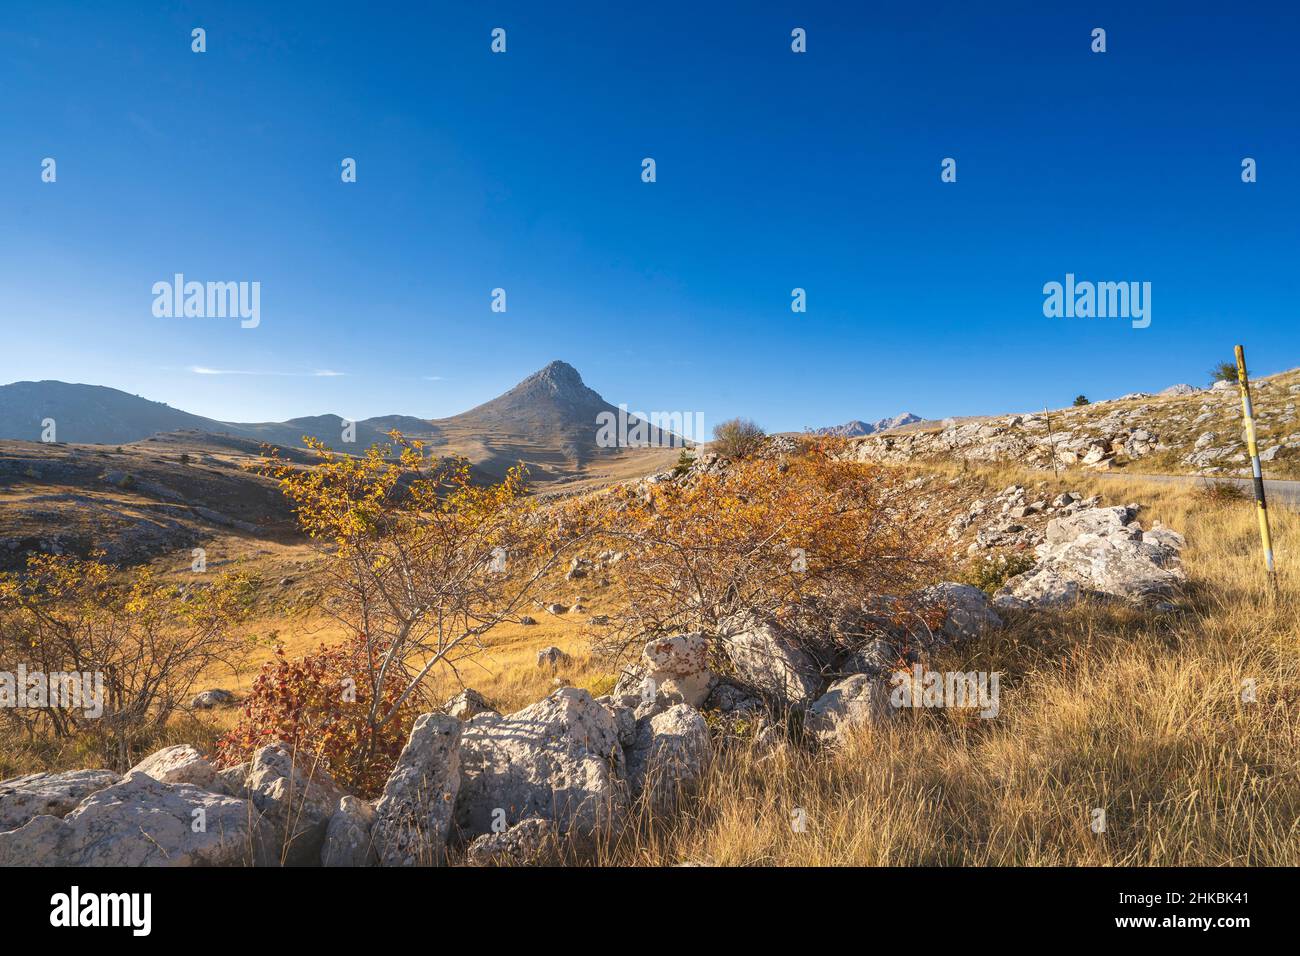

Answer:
[1097,472,1300,509]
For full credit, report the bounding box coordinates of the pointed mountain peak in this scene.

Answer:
[519,360,585,392]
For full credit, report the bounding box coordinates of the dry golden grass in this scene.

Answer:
[590,465,1300,865]
[5,460,1297,867]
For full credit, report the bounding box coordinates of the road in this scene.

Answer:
[1096,472,1300,509]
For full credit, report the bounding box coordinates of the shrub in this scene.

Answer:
[215,640,418,795]
[711,418,765,459]
[1072,395,1090,407]
[671,449,696,478]
[962,551,1037,595]
[564,446,937,660]
[250,433,583,783]
[1197,479,1247,503]
[0,553,254,769]
[1210,361,1238,385]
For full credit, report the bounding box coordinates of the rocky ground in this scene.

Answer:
[844,367,1300,480]
[0,439,1193,867]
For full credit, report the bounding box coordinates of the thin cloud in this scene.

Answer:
[188,366,347,378]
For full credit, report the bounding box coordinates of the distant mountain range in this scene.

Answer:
[811,412,924,438]
[0,362,681,485]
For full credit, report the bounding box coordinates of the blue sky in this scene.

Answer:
[2,1,1297,431]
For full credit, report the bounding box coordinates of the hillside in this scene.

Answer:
[0,362,683,490]
[844,367,1300,480]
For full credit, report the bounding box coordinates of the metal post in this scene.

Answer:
[1234,345,1277,592]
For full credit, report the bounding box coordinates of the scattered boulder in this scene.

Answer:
[371,713,462,867]
[624,703,711,808]
[245,743,346,867]
[840,638,901,677]
[636,632,715,707]
[807,674,893,743]
[0,773,278,867]
[190,688,235,709]
[456,688,626,839]
[217,762,250,796]
[996,505,1183,608]
[518,615,537,626]
[321,795,377,867]
[718,613,823,708]
[0,770,121,834]
[908,582,1003,645]
[465,817,555,866]
[704,682,764,715]
[1045,505,1139,544]
[128,745,223,793]
[537,646,571,668]
[596,692,641,747]
[444,689,497,721]
[992,568,1079,609]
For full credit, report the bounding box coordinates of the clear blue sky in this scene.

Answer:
[2,1,1297,431]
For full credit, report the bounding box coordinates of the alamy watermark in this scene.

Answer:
[1042,273,1150,329]
[889,664,1000,718]
[152,274,260,328]
[0,665,104,718]
[596,405,704,448]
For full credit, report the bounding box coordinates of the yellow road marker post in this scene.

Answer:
[1234,345,1277,596]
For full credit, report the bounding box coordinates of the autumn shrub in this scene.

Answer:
[1196,478,1248,503]
[710,417,766,459]
[215,639,419,795]
[0,552,254,769]
[234,434,584,788]
[565,445,939,664]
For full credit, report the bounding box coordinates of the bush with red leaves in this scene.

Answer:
[215,639,422,796]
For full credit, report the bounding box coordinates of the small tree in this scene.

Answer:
[1210,361,1238,384]
[565,447,936,664]
[711,418,766,459]
[0,553,254,768]
[221,434,581,783]
[671,449,696,477]
[1072,395,1090,407]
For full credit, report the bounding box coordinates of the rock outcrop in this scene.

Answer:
[245,743,346,867]
[631,632,715,708]
[718,614,823,708]
[128,745,223,792]
[806,674,894,743]
[995,505,1184,608]
[465,817,555,866]
[455,688,625,840]
[444,688,497,721]
[0,772,277,867]
[321,795,378,867]
[371,713,462,866]
[0,770,122,834]
[908,582,1003,645]
[624,703,712,808]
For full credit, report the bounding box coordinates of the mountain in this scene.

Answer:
[0,381,235,445]
[0,362,682,488]
[812,412,924,438]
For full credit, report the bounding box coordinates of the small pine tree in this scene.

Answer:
[671,449,696,477]
[1210,361,1238,384]
[1073,395,1090,407]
